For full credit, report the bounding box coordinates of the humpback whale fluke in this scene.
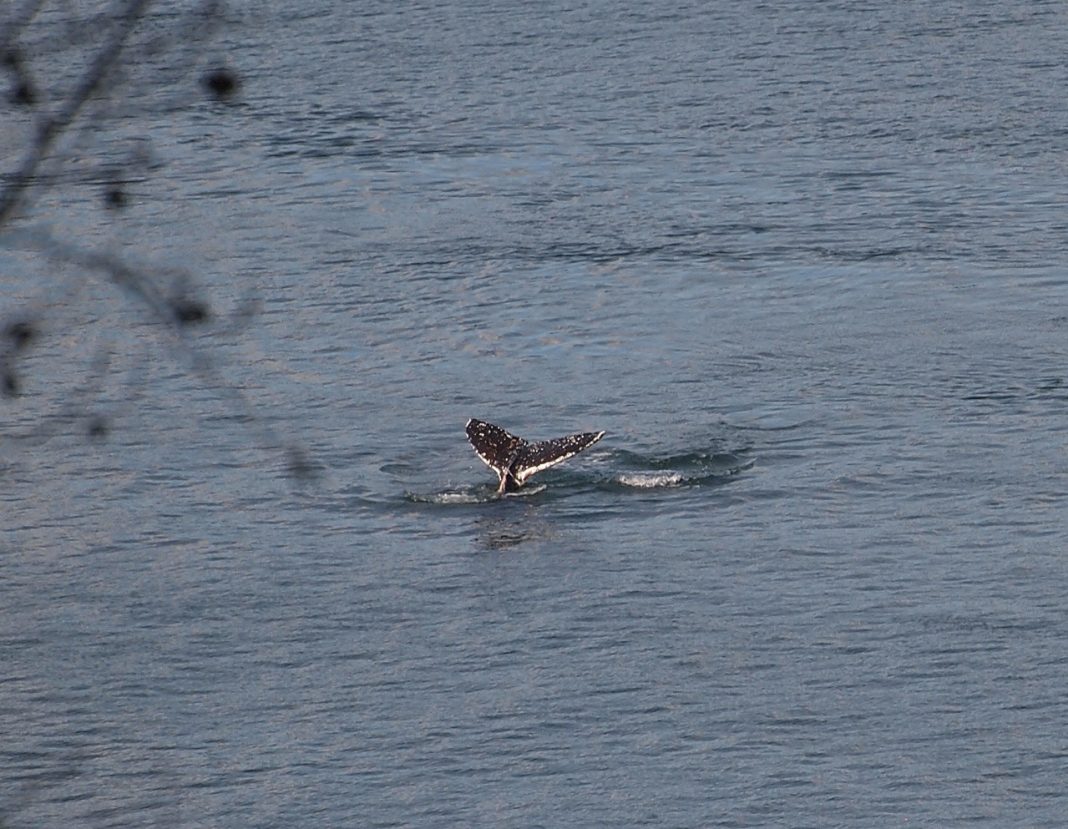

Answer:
[466,418,605,494]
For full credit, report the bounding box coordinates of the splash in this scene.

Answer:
[406,483,546,505]
[610,447,752,490]
[419,490,485,505]
[617,472,685,488]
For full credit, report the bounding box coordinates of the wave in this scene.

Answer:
[403,447,751,504]
[616,472,685,488]
[608,448,752,490]
[405,483,546,505]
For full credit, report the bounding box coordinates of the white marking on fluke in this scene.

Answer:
[465,418,605,495]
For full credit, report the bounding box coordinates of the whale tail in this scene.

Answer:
[465,418,605,494]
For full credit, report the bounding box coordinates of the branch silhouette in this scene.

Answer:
[1,0,152,224]
[1,1,314,479]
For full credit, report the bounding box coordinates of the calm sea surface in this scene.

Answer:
[3,1,1068,826]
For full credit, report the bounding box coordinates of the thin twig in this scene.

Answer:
[0,0,47,52]
[0,0,153,225]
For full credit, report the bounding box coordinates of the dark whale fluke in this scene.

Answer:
[466,418,605,494]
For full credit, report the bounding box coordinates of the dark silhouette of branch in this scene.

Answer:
[0,0,153,224]
[1,2,315,481]
[0,0,46,51]
[3,223,317,478]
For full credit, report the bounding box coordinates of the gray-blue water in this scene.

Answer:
[3,1,1068,826]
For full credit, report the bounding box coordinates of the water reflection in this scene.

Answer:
[474,503,555,552]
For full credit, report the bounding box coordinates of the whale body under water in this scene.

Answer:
[465,418,605,494]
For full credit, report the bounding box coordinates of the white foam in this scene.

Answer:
[411,482,547,504]
[617,472,684,488]
[408,490,485,504]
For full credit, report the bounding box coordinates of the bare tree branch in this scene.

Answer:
[1,1,315,481]
[0,0,47,51]
[0,0,153,225]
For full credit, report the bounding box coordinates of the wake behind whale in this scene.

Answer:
[405,423,749,505]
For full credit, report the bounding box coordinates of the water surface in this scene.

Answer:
[3,1,1068,826]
